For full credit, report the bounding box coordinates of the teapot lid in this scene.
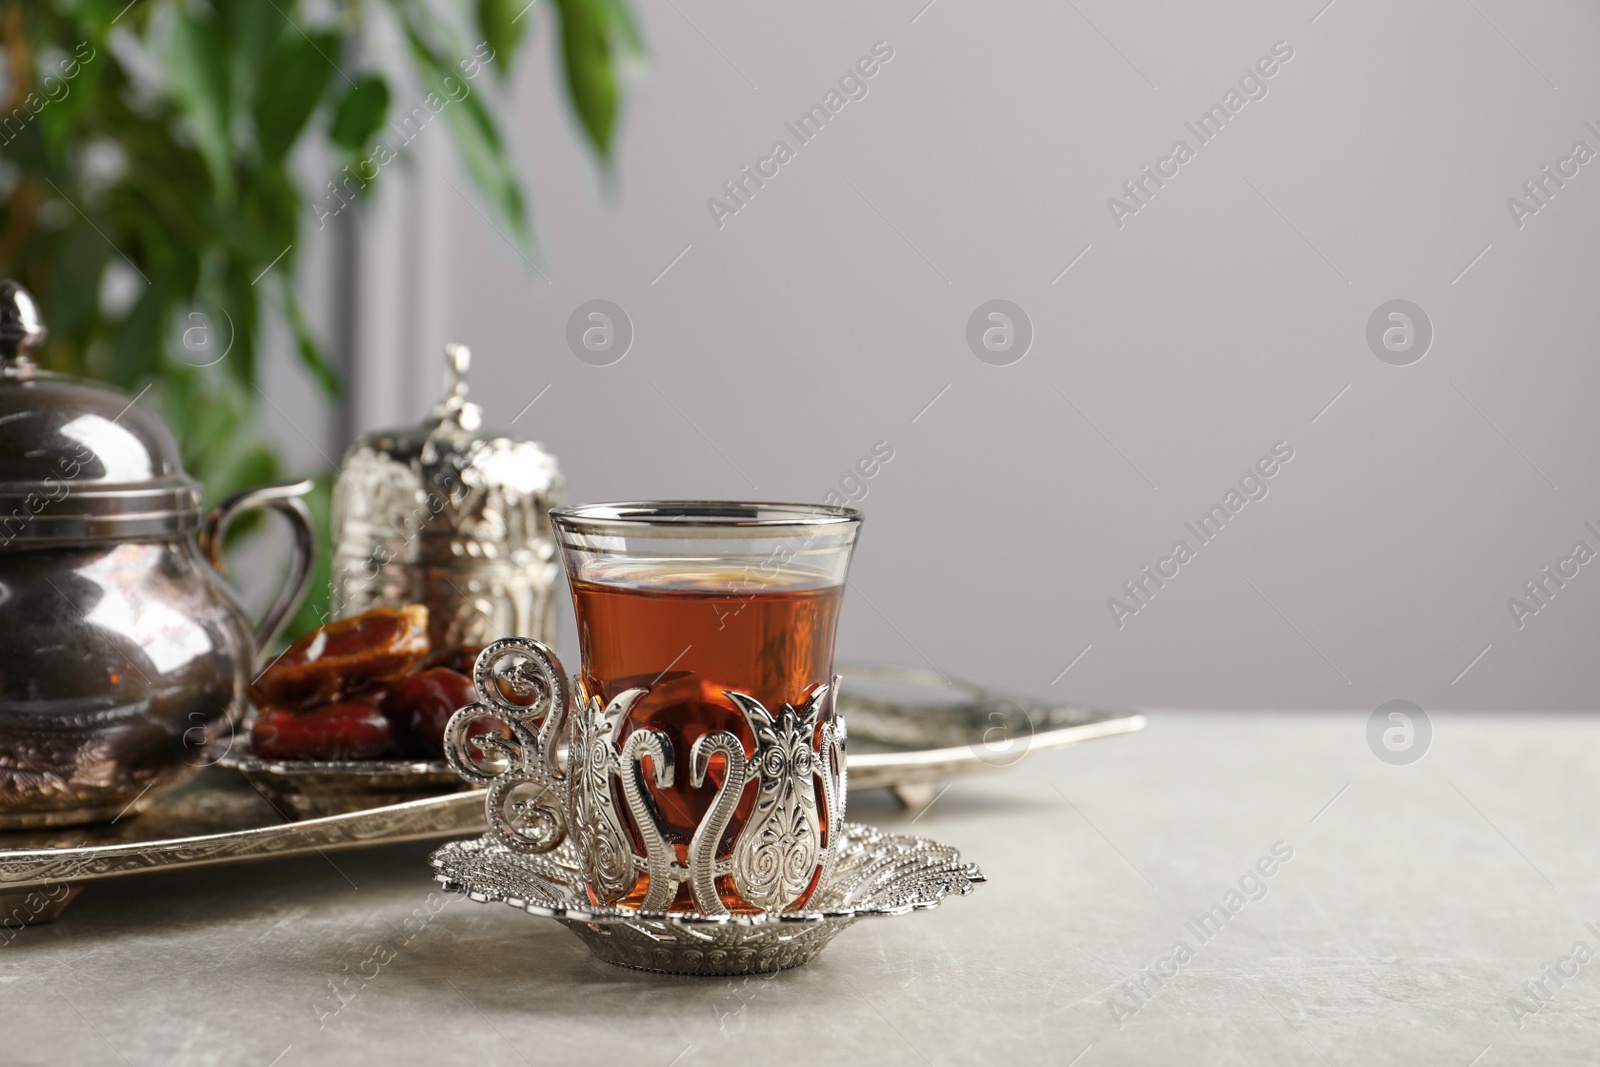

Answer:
[0,280,201,545]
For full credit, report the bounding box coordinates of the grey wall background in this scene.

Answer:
[266,0,1600,712]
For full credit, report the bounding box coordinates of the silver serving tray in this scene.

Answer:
[218,746,467,821]
[0,665,1141,924]
[837,664,1145,806]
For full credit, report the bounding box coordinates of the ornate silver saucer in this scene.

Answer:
[429,821,983,975]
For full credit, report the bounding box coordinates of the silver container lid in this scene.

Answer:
[330,344,563,650]
[0,281,202,545]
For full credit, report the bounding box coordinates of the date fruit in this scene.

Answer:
[251,703,397,761]
[250,605,429,709]
[381,668,477,759]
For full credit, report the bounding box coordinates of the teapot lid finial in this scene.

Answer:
[0,280,46,376]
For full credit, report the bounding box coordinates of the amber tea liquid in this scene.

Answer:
[571,558,843,912]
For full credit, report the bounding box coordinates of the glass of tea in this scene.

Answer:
[552,501,860,915]
[444,501,862,917]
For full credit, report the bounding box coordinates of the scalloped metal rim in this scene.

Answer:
[429,822,984,929]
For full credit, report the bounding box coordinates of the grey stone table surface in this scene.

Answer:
[4,711,1597,1066]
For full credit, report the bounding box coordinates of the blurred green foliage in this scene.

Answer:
[0,0,637,637]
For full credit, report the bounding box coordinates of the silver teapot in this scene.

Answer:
[0,281,315,828]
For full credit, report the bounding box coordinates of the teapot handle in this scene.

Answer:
[199,479,318,657]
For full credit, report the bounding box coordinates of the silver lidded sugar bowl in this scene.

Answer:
[0,281,315,828]
[330,343,563,654]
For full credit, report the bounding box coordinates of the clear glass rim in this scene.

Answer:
[551,500,861,535]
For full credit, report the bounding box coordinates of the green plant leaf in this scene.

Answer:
[111,280,167,388]
[476,0,529,77]
[397,14,533,256]
[166,9,233,200]
[218,0,282,90]
[282,285,341,397]
[329,75,390,153]
[161,365,276,504]
[283,472,335,642]
[552,0,618,162]
[11,0,601,649]
[62,0,138,34]
[254,30,340,164]
[595,0,643,55]
[51,222,111,346]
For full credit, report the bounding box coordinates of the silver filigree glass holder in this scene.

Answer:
[443,638,851,914]
[433,637,984,974]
